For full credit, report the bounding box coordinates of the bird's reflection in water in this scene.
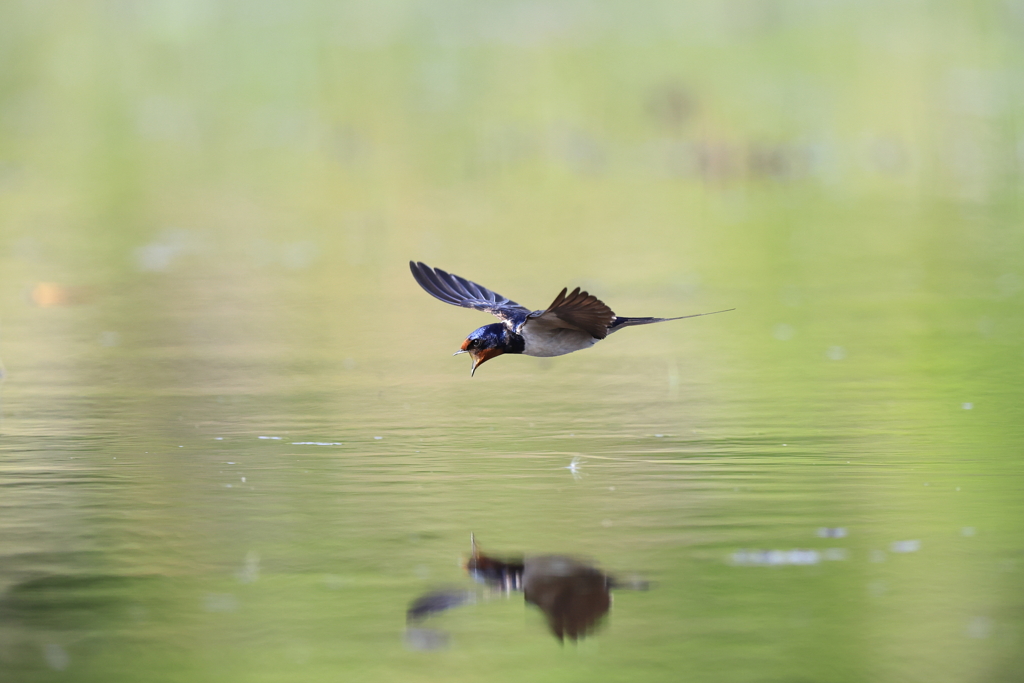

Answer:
[406,535,649,648]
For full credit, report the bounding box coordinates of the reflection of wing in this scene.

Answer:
[410,262,530,323]
[406,589,476,623]
[527,287,616,339]
[522,556,611,641]
[404,589,476,652]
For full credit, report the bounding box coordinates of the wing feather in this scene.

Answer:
[410,262,530,323]
[528,286,616,339]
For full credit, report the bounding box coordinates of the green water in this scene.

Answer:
[2,2,1023,681]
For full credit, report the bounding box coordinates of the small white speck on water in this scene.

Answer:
[226,462,236,465]
[782,444,787,446]
[112,457,116,459]
[241,477,246,483]
[178,445,183,448]
[773,323,796,341]
[867,581,887,597]
[730,549,823,566]
[323,575,347,590]
[258,436,283,440]
[43,643,70,671]
[890,539,921,553]
[817,527,847,538]
[236,551,260,584]
[655,434,664,438]
[966,616,993,639]
[374,436,383,440]
[225,484,233,488]
[608,486,615,491]
[826,345,846,361]
[203,594,238,613]
[214,437,223,440]
[962,402,973,410]
[564,456,584,480]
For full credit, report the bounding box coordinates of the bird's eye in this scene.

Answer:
[467,339,477,349]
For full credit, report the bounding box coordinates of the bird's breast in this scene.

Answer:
[520,325,599,357]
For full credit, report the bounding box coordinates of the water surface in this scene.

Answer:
[2,2,1023,682]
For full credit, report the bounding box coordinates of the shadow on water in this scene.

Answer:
[406,535,649,648]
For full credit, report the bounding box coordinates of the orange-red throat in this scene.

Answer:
[469,346,503,376]
[454,339,505,376]
[473,346,503,364]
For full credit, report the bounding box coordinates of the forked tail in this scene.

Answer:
[608,308,735,333]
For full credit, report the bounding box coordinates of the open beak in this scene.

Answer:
[469,348,503,376]
[453,348,477,376]
[452,348,479,375]
[452,347,500,377]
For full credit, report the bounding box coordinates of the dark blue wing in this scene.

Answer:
[410,262,531,324]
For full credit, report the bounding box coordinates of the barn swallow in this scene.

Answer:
[410,261,733,376]
[406,535,650,643]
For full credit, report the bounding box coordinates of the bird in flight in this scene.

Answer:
[410,261,733,376]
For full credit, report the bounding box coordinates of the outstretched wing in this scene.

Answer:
[410,262,530,323]
[527,287,616,339]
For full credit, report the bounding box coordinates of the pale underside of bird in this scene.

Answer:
[409,261,732,375]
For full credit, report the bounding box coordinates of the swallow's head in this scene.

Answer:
[454,323,506,376]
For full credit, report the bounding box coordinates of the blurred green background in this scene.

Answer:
[1,1,1023,682]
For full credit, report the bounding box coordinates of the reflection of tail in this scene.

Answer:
[608,308,735,333]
